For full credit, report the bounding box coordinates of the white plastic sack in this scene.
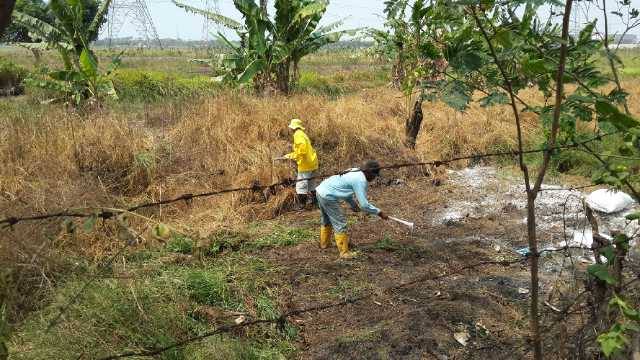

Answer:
[586,189,636,214]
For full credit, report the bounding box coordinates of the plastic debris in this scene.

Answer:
[518,287,530,295]
[454,331,470,346]
[586,189,636,214]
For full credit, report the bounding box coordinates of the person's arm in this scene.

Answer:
[346,196,359,212]
[284,134,307,160]
[352,180,381,215]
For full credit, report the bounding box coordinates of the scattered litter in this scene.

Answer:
[494,244,501,252]
[516,247,530,256]
[387,178,406,186]
[518,287,529,295]
[442,211,465,226]
[454,330,470,346]
[434,291,442,297]
[544,301,562,313]
[373,300,382,306]
[579,255,596,264]
[586,189,636,214]
[572,227,594,247]
[234,315,246,325]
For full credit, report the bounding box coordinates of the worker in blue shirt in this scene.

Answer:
[315,160,389,259]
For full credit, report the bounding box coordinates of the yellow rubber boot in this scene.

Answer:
[320,226,332,249]
[335,233,357,259]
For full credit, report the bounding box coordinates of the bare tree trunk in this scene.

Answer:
[291,59,300,88]
[602,0,631,114]
[392,42,405,88]
[405,95,423,149]
[0,0,16,37]
[585,206,610,325]
[471,2,574,359]
[276,61,290,94]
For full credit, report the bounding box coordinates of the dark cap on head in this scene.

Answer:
[361,160,381,178]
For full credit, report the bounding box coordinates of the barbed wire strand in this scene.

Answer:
[10,131,620,335]
[97,258,525,360]
[0,131,616,229]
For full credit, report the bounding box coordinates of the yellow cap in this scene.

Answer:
[288,118,305,130]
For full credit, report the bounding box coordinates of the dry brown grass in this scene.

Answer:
[0,87,544,322]
[1,88,542,247]
[13,74,640,329]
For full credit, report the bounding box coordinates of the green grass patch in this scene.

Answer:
[167,234,195,254]
[8,247,294,359]
[296,71,345,97]
[9,276,198,359]
[112,69,220,102]
[374,235,400,252]
[251,227,312,250]
[185,335,295,360]
[185,269,236,308]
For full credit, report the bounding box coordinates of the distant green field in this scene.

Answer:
[598,47,640,78]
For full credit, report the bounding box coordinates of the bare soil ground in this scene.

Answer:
[259,167,637,359]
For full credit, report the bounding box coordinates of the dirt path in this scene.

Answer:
[262,167,638,359]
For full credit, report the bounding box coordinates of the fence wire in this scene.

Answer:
[0,132,614,229]
[97,258,525,360]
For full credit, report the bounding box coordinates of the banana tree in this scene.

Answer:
[273,0,357,92]
[12,0,118,105]
[174,0,354,94]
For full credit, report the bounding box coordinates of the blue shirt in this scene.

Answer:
[316,169,380,215]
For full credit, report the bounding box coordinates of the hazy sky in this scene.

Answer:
[102,0,640,41]
[103,0,386,40]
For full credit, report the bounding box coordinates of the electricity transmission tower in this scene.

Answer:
[105,0,163,49]
[201,0,221,46]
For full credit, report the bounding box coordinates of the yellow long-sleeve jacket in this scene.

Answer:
[285,129,318,172]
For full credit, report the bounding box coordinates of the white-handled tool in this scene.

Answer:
[389,216,415,230]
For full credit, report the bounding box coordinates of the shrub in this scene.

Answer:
[0,59,28,96]
[112,69,220,101]
[295,71,344,97]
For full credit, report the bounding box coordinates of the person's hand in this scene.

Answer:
[378,211,389,220]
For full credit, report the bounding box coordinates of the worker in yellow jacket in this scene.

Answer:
[276,118,319,210]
